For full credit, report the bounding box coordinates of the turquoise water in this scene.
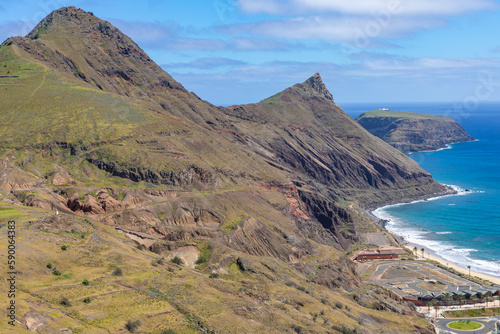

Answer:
[342,102,500,278]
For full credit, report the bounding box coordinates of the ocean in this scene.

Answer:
[342,102,500,278]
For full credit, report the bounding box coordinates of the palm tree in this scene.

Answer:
[485,291,492,307]
[443,292,451,306]
[471,294,478,305]
[467,265,471,278]
[471,295,480,316]
[413,246,417,257]
[426,301,433,313]
[421,248,425,258]
[456,294,463,308]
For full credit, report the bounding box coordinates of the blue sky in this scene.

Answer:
[1,0,500,107]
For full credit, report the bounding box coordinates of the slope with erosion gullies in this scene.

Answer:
[0,7,444,332]
[225,73,451,208]
[0,6,360,284]
[19,6,224,126]
[0,210,434,334]
[0,7,284,187]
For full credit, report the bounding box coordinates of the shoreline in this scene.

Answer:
[367,189,500,286]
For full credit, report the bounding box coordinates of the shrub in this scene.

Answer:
[171,256,183,265]
[331,325,358,334]
[209,273,219,279]
[125,319,141,333]
[83,297,91,304]
[52,269,61,276]
[335,302,343,309]
[150,244,162,254]
[291,324,303,333]
[160,330,176,334]
[195,245,212,266]
[60,297,71,306]
[46,263,52,269]
[82,278,89,286]
[112,267,123,276]
[61,245,68,251]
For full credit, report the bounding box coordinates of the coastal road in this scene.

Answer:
[367,261,482,296]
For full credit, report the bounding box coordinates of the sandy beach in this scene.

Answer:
[368,204,500,286]
[416,246,500,286]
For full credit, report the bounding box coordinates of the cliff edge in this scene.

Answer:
[356,110,475,153]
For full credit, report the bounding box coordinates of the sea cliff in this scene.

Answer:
[356,110,475,153]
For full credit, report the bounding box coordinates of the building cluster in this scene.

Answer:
[405,286,500,306]
[354,248,405,261]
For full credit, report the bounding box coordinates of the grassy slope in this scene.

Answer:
[0,40,286,185]
[0,207,432,333]
[357,110,448,120]
[0,8,445,333]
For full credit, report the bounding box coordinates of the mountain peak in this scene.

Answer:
[275,72,334,103]
[14,6,186,97]
[27,6,94,39]
[259,73,334,105]
[300,72,333,101]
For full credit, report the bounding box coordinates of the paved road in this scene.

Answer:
[361,260,500,333]
[434,317,498,333]
[368,261,483,297]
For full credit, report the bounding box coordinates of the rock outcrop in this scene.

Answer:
[0,7,445,333]
[356,110,475,153]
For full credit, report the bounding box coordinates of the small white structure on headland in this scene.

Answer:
[379,108,389,111]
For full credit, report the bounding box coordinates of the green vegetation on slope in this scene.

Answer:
[357,110,448,120]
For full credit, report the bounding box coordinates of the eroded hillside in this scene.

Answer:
[0,6,444,333]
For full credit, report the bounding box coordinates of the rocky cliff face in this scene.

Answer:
[226,74,452,208]
[0,7,444,333]
[356,110,475,153]
[0,7,452,253]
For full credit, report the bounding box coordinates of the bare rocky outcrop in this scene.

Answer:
[225,218,299,261]
[0,7,445,333]
[87,158,220,187]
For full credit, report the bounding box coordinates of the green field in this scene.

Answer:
[358,110,448,120]
[447,320,482,330]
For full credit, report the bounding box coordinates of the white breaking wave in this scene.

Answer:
[407,144,452,155]
[372,188,500,278]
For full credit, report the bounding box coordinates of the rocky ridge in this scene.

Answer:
[0,7,443,333]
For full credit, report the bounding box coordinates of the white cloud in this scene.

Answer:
[109,19,179,42]
[228,37,296,50]
[164,57,246,69]
[170,55,500,105]
[345,57,500,78]
[220,16,444,43]
[238,0,498,16]
[0,20,37,40]
[165,38,227,50]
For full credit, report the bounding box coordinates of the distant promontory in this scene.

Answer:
[356,110,475,153]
